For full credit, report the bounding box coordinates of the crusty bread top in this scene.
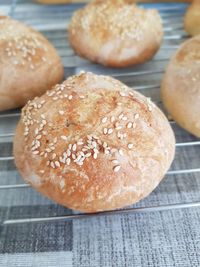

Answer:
[0,16,64,111]
[0,16,52,70]
[69,0,162,43]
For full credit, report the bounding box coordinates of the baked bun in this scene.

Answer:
[0,16,64,111]
[184,0,200,36]
[14,72,175,213]
[162,35,200,137]
[68,0,163,67]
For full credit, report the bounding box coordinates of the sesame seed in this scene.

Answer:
[52,153,56,159]
[59,110,64,115]
[36,135,42,140]
[32,151,39,155]
[119,113,124,119]
[122,116,128,121]
[111,116,115,123]
[55,161,60,167]
[85,152,92,158]
[66,158,71,165]
[112,160,119,164]
[50,162,55,168]
[101,117,108,123]
[119,92,126,97]
[103,128,108,135]
[39,170,45,174]
[68,95,73,100]
[115,125,123,130]
[93,153,98,159]
[128,143,134,149]
[135,114,139,119]
[61,136,68,141]
[119,149,124,156]
[72,154,76,159]
[67,149,71,157]
[79,95,85,99]
[72,144,77,151]
[77,141,84,145]
[127,122,133,128]
[113,165,121,172]
[103,142,108,148]
[108,128,113,135]
[68,144,72,150]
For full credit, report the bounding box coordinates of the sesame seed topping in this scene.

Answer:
[61,136,68,141]
[111,116,115,123]
[135,114,139,119]
[119,149,124,156]
[66,158,71,165]
[114,165,121,172]
[128,143,134,149]
[101,117,108,123]
[68,95,73,100]
[119,92,126,97]
[72,144,77,151]
[93,153,98,159]
[127,122,133,128]
[55,161,60,167]
[112,159,119,164]
[59,110,64,115]
[107,128,113,135]
[103,128,108,135]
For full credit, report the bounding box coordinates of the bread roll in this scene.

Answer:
[0,16,64,111]
[68,0,163,67]
[184,0,200,36]
[14,72,175,212]
[162,35,200,137]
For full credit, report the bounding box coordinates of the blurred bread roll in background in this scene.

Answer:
[184,0,200,36]
[0,16,64,111]
[162,35,200,137]
[14,72,175,212]
[36,0,84,3]
[68,0,163,67]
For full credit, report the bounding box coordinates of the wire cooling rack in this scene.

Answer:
[0,1,200,226]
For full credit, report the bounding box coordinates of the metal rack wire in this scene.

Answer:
[0,1,200,226]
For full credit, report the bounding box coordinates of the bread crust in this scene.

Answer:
[0,16,64,111]
[162,35,200,137]
[14,72,175,212]
[68,0,163,67]
[184,0,200,36]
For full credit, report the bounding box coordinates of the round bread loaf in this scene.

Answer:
[0,16,64,111]
[68,0,163,67]
[162,35,200,137]
[184,0,200,36]
[14,72,175,212]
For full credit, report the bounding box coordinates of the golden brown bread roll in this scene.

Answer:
[162,35,200,137]
[0,16,64,111]
[68,0,163,67]
[14,72,175,212]
[184,0,200,36]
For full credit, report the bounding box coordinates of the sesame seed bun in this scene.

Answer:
[14,72,175,212]
[68,0,163,67]
[0,16,64,111]
[162,35,200,137]
[184,0,200,36]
